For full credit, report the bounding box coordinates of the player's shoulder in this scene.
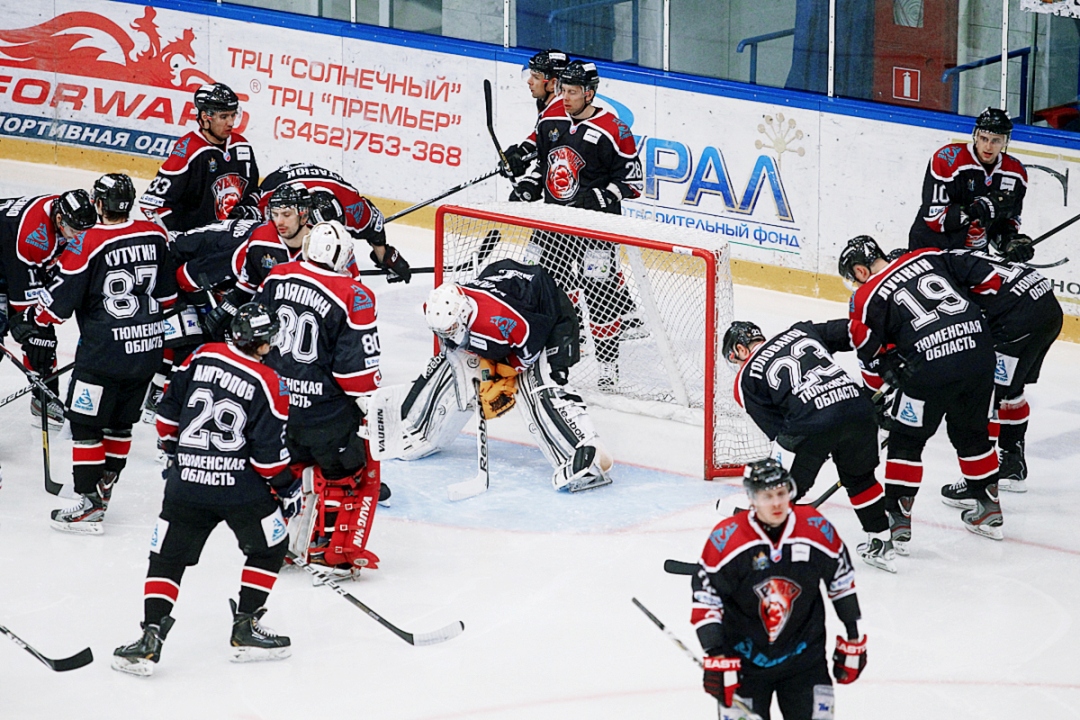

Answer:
[13,196,58,260]
[790,505,844,554]
[160,131,211,172]
[538,100,568,122]
[999,152,1028,180]
[229,131,253,146]
[929,142,977,179]
[199,343,290,415]
[701,513,760,567]
[587,109,636,148]
[246,220,281,244]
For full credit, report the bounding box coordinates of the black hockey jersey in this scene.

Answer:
[35,219,177,379]
[691,505,860,672]
[530,105,642,213]
[458,259,578,373]
[235,221,304,296]
[256,260,381,428]
[0,195,66,312]
[963,250,1063,345]
[172,218,259,294]
[848,248,1000,390]
[157,342,291,505]
[139,130,260,233]
[735,320,872,441]
[257,163,386,246]
[908,142,1027,251]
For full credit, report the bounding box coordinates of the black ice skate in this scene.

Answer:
[886,495,913,556]
[111,616,175,677]
[229,599,291,663]
[998,444,1027,493]
[857,531,897,574]
[97,471,119,510]
[961,483,1004,541]
[50,492,105,535]
[940,478,977,510]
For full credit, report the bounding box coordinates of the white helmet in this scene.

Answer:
[303,220,353,274]
[425,283,475,347]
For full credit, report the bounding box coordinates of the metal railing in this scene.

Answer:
[942,47,1031,123]
[737,28,794,85]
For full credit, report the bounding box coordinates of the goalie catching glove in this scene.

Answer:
[479,358,518,419]
[832,634,867,684]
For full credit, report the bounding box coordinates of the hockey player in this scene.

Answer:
[256,163,411,283]
[254,220,386,574]
[514,60,644,390]
[722,320,895,573]
[0,189,97,426]
[940,248,1062,504]
[10,174,177,533]
[838,235,1004,548]
[112,303,295,676]
[692,458,865,720]
[139,83,260,232]
[402,259,614,492]
[908,107,1032,262]
[499,48,570,183]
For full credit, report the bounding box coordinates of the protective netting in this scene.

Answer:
[437,203,772,477]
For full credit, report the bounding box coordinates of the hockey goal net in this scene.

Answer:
[435,202,771,479]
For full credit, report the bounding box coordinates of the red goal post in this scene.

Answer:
[434,202,771,479]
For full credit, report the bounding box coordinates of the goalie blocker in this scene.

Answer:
[398,260,614,492]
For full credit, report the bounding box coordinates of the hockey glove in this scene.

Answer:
[9,308,44,345]
[549,364,570,386]
[870,347,919,391]
[575,187,618,212]
[479,358,518,419]
[370,245,411,284]
[23,328,58,371]
[500,144,530,178]
[510,178,541,203]
[204,290,246,341]
[277,477,304,520]
[871,387,900,432]
[964,196,996,227]
[1003,233,1035,264]
[227,203,264,222]
[832,634,867,684]
[703,656,742,706]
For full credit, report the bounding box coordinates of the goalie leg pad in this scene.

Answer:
[400,353,475,461]
[517,362,614,491]
[308,464,381,571]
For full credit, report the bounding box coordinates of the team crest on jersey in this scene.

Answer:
[24,223,50,252]
[212,173,248,220]
[278,378,290,397]
[546,146,586,201]
[261,254,277,269]
[936,146,961,166]
[709,521,738,554]
[806,516,835,543]
[985,176,993,186]
[548,127,560,143]
[208,157,218,173]
[172,137,190,159]
[491,315,517,340]
[346,202,369,228]
[615,119,632,140]
[352,285,373,311]
[752,551,769,571]
[754,577,802,643]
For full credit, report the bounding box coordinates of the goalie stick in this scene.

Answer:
[287,553,464,646]
[0,623,93,672]
[663,480,844,576]
[447,377,490,501]
[0,344,65,495]
[631,598,764,720]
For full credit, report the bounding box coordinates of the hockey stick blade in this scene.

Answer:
[663,559,698,576]
[1029,256,1069,269]
[0,625,93,672]
[447,473,489,501]
[287,554,464,646]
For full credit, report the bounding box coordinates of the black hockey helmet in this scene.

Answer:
[230,302,280,355]
[53,189,97,231]
[838,235,885,285]
[92,173,136,215]
[527,49,569,79]
[559,60,600,92]
[309,190,345,225]
[194,83,239,115]
[974,107,1013,138]
[743,458,794,496]
[722,321,765,364]
[268,183,312,214]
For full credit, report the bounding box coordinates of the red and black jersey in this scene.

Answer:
[139,130,260,233]
[257,163,386,247]
[518,95,565,158]
[963,250,1063,345]
[458,259,573,372]
[848,248,1000,390]
[255,260,381,429]
[0,195,65,312]
[690,505,860,671]
[35,219,178,379]
[157,342,290,506]
[908,142,1027,251]
[735,320,872,441]
[235,221,304,296]
[531,105,642,213]
[172,218,260,294]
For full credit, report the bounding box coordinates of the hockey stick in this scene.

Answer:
[382,156,533,225]
[0,624,93,672]
[0,361,74,410]
[0,345,64,495]
[664,480,845,576]
[483,79,527,201]
[631,598,763,720]
[447,377,490,501]
[287,553,465,646]
[1031,209,1080,247]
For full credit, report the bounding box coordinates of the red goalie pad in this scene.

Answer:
[310,461,381,570]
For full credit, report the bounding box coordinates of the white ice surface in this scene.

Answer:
[0,159,1078,719]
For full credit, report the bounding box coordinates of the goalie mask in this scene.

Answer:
[425,283,476,349]
[303,220,354,274]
